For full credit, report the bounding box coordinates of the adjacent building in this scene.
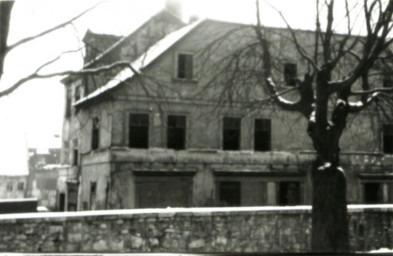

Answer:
[60,4,393,211]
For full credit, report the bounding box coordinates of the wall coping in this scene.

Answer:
[0,205,392,221]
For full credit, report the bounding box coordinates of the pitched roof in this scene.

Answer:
[74,19,205,107]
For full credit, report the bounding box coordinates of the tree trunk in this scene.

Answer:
[311,160,350,252]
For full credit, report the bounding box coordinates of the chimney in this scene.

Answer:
[165,0,183,20]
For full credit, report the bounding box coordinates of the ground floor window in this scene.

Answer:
[363,182,384,203]
[277,181,301,205]
[135,174,193,208]
[218,181,241,206]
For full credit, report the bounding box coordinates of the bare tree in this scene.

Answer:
[198,0,393,252]
[0,1,132,98]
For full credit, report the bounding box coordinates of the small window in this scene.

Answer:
[383,124,393,154]
[73,149,79,165]
[284,63,297,86]
[278,182,301,205]
[223,117,241,150]
[59,193,66,211]
[177,53,193,79]
[383,73,393,88]
[17,182,24,191]
[90,182,97,210]
[91,117,100,150]
[6,183,13,192]
[364,183,383,203]
[219,181,241,206]
[254,119,271,151]
[129,114,149,149]
[65,88,72,118]
[167,115,186,150]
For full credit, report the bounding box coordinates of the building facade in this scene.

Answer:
[60,8,393,211]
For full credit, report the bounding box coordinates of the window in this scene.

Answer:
[65,88,72,118]
[89,182,97,210]
[383,124,393,154]
[278,182,301,205]
[383,73,393,88]
[177,53,193,79]
[6,182,12,192]
[91,117,100,150]
[73,149,79,165]
[254,119,271,151]
[17,182,24,191]
[284,63,297,86]
[364,183,383,203]
[219,181,241,206]
[129,114,149,148]
[58,193,65,211]
[167,115,186,150]
[223,117,241,150]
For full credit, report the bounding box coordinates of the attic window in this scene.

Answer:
[284,63,297,86]
[177,53,193,79]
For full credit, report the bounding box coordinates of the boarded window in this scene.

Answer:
[219,181,241,206]
[364,183,383,203]
[167,115,186,150]
[383,124,393,154]
[254,119,271,151]
[129,114,149,148]
[278,182,301,205]
[223,117,241,150]
[177,54,193,79]
[136,177,192,208]
[91,117,100,150]
[284,63,297,86]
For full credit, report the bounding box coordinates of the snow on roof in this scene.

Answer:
[74,19,205,106]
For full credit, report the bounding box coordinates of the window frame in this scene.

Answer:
[129,113,150,149]
[166,114,187,150]
[176,52,194,80]
[222,117,241,150]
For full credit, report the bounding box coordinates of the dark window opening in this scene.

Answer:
[219,181,241,206]
[65,89,72,118]
[278,182,301,205]
[91,117,100,150]
[90,182,97,210]
[284,63,297,86]
[223,117,241,150]
[383,124,393,154]
[254,119,271,151]
[177,54,193,79]
[383,73,393,88]
[364,183,383,203]
[17,182,24,191]
[167,115,186,150]
[6,183,12,192]
[68,189,77,211]
[73,149,79,165]
[129,114,149,149]
[59,193,65,211]
[105,182,110,209]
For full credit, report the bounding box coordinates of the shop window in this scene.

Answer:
[223,117,241,150]
[129,113,149,148]
[364,183,383,203]
[278,182,301,205]
[177,53,193,79]
[91,117,100,150]
[167,115,186,150]
[254,119,271,151]
[284,63,297,86]
[219,181,241,206]
[383,124,393,154]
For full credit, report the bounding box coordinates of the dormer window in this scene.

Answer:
[284,63,297,86]
[177,53,193,79]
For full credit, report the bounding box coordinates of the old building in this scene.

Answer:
[60,5,393,211]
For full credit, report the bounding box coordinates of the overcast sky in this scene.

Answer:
[0,0,357,175]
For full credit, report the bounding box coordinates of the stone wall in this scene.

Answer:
[0,206,392,253]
